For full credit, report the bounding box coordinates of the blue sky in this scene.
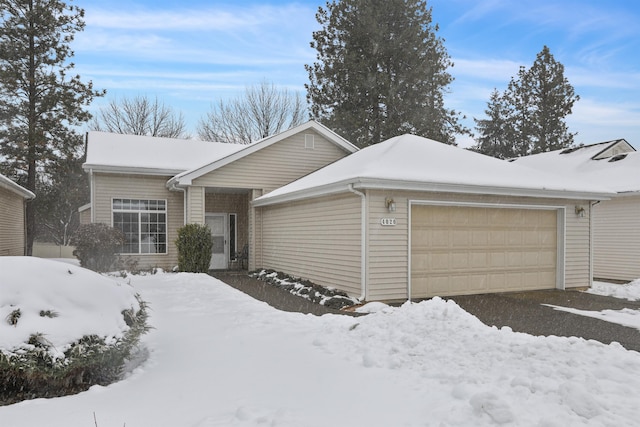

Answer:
[73,0,640,148]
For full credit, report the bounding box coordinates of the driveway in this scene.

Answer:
[213,272,640,352]
[449,290,640,352]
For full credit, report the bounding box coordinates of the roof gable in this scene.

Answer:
[590,139,635,160]
[168,121,358,187]
[254,134,614,206]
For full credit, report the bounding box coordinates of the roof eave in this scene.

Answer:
[0,176,35,200]
[83,164,185,176]
[253,178,614,207]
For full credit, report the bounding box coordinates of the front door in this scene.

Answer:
[205,214,227,269]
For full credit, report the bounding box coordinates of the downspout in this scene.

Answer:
[589,201,600,287]
[348,184,367,301]
[89,168,95,223]
[168,180,187,225]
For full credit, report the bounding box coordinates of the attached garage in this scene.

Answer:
[410,204,560,299]
[253,134,614,302]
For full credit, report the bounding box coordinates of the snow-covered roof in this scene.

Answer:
[253,134,615,206]
[83,132,245,175]
[512,139,640,193]
[168,120,358,187]
[0,173,35,199]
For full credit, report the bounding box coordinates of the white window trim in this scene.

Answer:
[111,198,168,255]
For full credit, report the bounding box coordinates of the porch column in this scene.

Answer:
[248,189,263,271]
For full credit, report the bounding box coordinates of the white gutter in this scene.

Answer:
[348,184,367,301]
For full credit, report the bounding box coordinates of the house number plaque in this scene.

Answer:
[380,218,397,226]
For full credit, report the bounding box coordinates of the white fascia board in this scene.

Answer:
[614,190,640,198]
[351,178,615,201]
[82,163,185,176]
[0,175,35,199]
[251,180,355,207]
[253,178,614,207]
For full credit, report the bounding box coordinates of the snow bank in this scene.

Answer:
[589,279,640,301]
[1,270,640,426]
[0,257,140,359]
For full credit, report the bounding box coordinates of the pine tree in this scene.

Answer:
[472,89,516,159]
[524,46,579,153]
[34,139,88,246]
[0,0,103,254]
[474,46,579,158]
[305,0,467,148]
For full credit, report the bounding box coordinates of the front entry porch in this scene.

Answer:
[203,190,250,270]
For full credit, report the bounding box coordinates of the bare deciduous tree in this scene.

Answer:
[198,80,306,144]
[90,95,188,138]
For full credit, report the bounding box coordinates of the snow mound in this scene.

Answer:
[589,279,640,301]
[0,257,141,360]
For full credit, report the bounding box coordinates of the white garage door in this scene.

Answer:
[411,205,558,299]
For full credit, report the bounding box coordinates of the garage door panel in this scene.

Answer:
[411,205,558,298]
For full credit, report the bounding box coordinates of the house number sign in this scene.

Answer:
[380,218,397,226]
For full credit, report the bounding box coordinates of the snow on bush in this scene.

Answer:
[0,257,149,405]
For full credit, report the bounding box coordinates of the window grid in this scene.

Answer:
[113,199,167,254]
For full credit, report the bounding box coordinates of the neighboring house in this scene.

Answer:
[82,120,358,271]
[0,174,35,256]
[513,139,640,282]
[252,134,614,301]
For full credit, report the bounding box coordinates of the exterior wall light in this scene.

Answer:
[575,205,586,218]
[385,197,396,213]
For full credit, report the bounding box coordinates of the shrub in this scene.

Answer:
[0,295,150,406]
[71,223,125,272]
[175,223,212,273]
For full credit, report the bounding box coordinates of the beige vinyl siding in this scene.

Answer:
[564,202,590,288]
[593,195,640,281]
[0,187,26,256]
[366,190,410,301]
[193,130,350,193]
[79,206,91,225]
[92,173,184,269]
[257,193,362,296]
[187,186,205,224]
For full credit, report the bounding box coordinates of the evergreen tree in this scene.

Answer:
[523,46,579,153]
[34,139,88,246]
[305,0,467,148]
[474,46,578,158]
[472,89,516,159]
[0,0,104,254]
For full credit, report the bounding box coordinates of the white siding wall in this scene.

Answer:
[92,173,184,270]
[593,195,640,281]
[0,187,26,256]
[257,193,362,296]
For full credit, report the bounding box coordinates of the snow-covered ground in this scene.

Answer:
[2,262,640,426]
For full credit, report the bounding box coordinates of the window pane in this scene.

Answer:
[112,199,166,254]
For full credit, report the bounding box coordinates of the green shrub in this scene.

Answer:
[0,295,150,406]
[71,223,125,272]
[175,223,212,273]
